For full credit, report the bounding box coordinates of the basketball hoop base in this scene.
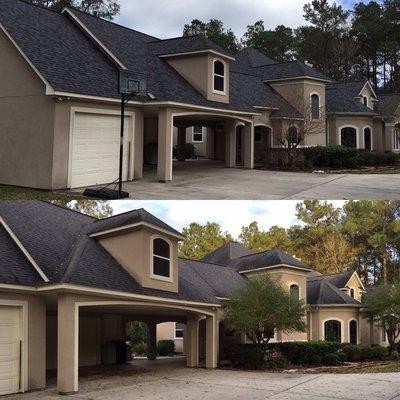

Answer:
[83,188,130,200]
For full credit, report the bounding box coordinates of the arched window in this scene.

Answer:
[288,126,299,146]
[395,125,400,150]
[350,288,355,298]
[213,59,225,93]
[364,127,372,151]
[311,94,320,119]
[152,237,171,279]
[349,320,357,345]
[290,284,300,301]
[324,320,342,343]
[363,96,368,107]
[341,127,357,149]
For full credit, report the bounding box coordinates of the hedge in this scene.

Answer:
[254,145,400,171]
[341,344,388,361]
[157,340,175,356]
[173,143,196,159]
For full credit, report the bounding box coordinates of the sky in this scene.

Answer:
[113,0,367,40]
[111,200,345,239]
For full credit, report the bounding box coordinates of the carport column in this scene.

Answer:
[177,124,187,162]
[157,108,173,182]
[147,321,157,360]
[57,294,78,395]
[243,122,254,169]
[206,128,214,159]
[134,109,144,179]
[186,317,199,367]
[225,121,236,168]
[205,314,219,369]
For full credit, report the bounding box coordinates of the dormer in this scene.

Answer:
[88,209,184,293]
[338,271,365,302]
[149,36,234,104]
[356,81,378,110]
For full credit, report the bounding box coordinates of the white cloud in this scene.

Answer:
[114,0,315,39]
[110,200,345,239]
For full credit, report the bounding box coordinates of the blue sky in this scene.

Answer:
[111,201,345,238]
[114,0,369,39]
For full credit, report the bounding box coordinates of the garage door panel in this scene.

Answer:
[70,112,132,188]
[0,307,21,396]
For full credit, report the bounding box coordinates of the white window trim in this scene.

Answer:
[394,126,400,151]
[310,92,321,120]
[254,124,273,147]
[150,235,173,283]
[348,319,359,345]
[212,58,226,95]
[322,318,344,343]
[338,125,359,149]
[363,125,373,150]
[174,322,184,340]
[192,126,205,143]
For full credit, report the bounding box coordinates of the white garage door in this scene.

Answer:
[70,112,133,188]
[0,306,21,396]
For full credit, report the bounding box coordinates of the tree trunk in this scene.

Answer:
[382,253,388,285]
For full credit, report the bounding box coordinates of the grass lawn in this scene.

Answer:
[0,185,85,200]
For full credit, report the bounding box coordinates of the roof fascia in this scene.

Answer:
[359,81,378,99]
[326,111,376,116]
[0,21,55,95]
[264,76,331,84]
[239,263,312,274]
[62,7,127,70]
[158,49,235,61]
[0,216,50,283]
[346,271,366,291]
[89,221,185,240]
[310,304,362,308]
[51,91,261,116]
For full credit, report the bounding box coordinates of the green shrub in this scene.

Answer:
[358,345,375,360]
[385,152,400,165]
[157,340,175,356]
[371,345,389,359]
[264,355,289,370]
[323,353,342,366]
[341,344,361,362]
[342,156,361,169]
[228,344,265,370]
[337,352,347,363]
[391,350,399,360]
[358,150,377,166]
[308,354,322,365]
[173,143,196,159]
[132,342,147,356]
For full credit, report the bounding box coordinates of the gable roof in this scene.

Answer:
[201,241,254,264]
[322,270,356,289]
[234,48,277,70]
[307,276,361,305]
[375,94,400,118]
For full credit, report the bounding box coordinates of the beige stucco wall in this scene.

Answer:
[270,79,327,147]
[173,126,208,157]
[310,306,360,343]
[0,29,56,189]
[0,292,46,391]
[97,227,179,293]
[327,114,375,149]
[340,273,363,302]
[157,322,184,353]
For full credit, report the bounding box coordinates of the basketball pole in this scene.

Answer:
[118,93,125,196]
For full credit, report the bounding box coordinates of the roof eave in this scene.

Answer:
[239,263,313,275]
[158,49,235,61]
[263,76,331,84]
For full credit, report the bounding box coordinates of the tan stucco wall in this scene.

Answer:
[270,79,327,146]
[327,114,375,149]
[157,322,184,353]
[173,126,208,157]
[340,273,363,302]
[0,292,46,391]
[97,227,179,293]
[310,306,360,343]
[0,29,56,189]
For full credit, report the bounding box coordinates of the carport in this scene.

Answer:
[54,293,220,395]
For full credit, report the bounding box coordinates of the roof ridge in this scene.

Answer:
[17,0,62,15]
[324,280,361,304]
[92,208,141,223]
[39,201,96,221]
[148,34,206,44]
[179,257,234,268]
[65,6,160,41]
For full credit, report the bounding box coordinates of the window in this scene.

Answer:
[350,288,355,298]
[290,284,300,301]
[382,326,387,343]
[395,126,400,150]
[324,320,342,343]
[193,125,204,143]
[175,323,184,339]
[254,126,272,147]
[349,320,357,345]
[288,126,299,146]
[213,59,225,93]
[364,127,372,151]
[311,94,320,119]
[363,96,368,107]
[254,126,263,143]
[341,127,357,149]
[152,237,171,279]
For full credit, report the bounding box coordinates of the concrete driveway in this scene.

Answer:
[8,358,400,400]
[75,160,400,200]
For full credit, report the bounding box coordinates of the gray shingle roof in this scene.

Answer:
[233,48,276,71]
[201,241,254,264]
[307,276,361,305]
[322,271,355,289]
[375,94,400,117]
[225,248,314,272]
[89,208,182,237]
[326,81,376,115]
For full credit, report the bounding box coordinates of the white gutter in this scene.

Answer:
[0,217,50,283]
